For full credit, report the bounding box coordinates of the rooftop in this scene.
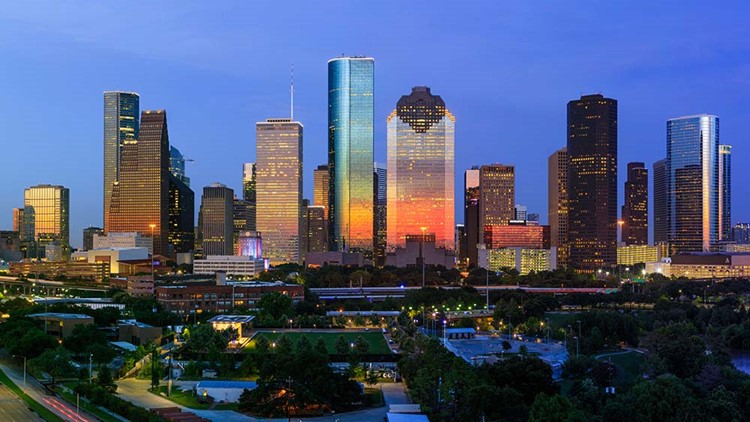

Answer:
[27,312,93,320]
[207,315,255,324]
[195,380,257,389]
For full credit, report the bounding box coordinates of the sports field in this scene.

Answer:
[244,330,392,355]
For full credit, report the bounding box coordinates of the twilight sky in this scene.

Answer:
[1,1,748,248]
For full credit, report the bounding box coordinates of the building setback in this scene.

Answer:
[567,94,618,271]
[548,148,569,267]
[622,162,648,245]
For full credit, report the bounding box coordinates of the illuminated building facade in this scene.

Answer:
[237,231,262,258]
[256,118,303,265]
[653,159,668,244]
[242,163,256,231]
[667,114,719,253]
[567,94,618,271]
[483,222,550,249]
[479,164,515,229]
[200,183,234,256]
[108,110,170,256]
[548,147,569,266]
[374,163,387,266]
[622,162,648,245]
[484,248,555,275]
[313,164,329,219]
[169,146,190,186]
[103,91,139,232]
[328,56,374,253]
[24,184,70,258]
[463,167,480,266]
[617,244,660,266]
[386,86,455,250]
[733,223,750,244]
[719,144,732,241]
[303,205,327,257]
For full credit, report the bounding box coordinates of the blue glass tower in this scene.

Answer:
[328,57,374,253]
[103,91,139,232]
[666,114,719,253]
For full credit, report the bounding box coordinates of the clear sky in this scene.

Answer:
[1,1,748,248]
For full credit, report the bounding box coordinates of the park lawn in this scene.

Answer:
[596,351,643,386]
[152,385,238,411]
[544,312,578,328]
[0,369,64,422]
[244,331,391,355]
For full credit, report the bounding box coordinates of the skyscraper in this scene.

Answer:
[313,165,329,220]
[667,114,719,253]
[719,144,732,241]
[386,86,455,251]
[303,205,327,257]
[82,226,103,251]
[548,147,569,267]
[108,110,170,256]
[622,162,648,245]
[169,173,195,254]
[328,56,374,253]
[479,164,515,230]
[374,163,387,266]
[24,184,70,258]
[567,94,618,271]
[653,159,668,244]
[103,91,139,232]
[242,163,257,231]
[256,118,303,265]
[233,197,253,253]
[200,183,234,256]
[463,167,480,266]
[169,146,191,186]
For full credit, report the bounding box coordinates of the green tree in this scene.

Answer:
[315,337,328,355]
[334,335,349,355]
[63,323,116,364]
[258,292,294,321]
[295,334,313,354]
[255,335,270,353]
[28,346,76,388]
[96,365,116,392]
[353,336,370,355]
[528,394,588,422]
[642,321,706,378]
[628,375,698,421]
[275,334,293,355]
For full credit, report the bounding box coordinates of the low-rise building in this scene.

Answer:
[207,315,254,339]
[110,276,155,297]
[27,313,94,340]
[479,246,556,275]
[10,261,109,282]
[72,247,149,275]
[117,319,162,346]
[193,255,266,277]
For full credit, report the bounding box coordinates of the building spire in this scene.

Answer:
[290,63,294,120]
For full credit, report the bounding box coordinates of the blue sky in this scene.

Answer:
[1,1,748,247]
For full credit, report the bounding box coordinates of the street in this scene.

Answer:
[0,382,43,422]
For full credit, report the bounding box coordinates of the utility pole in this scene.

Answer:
[89,353,93,383]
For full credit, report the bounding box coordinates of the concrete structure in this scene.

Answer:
[667,252,750,279]
[156,281,304,316]
[10,261,109,283]
[479,164,515,229]
[110,277,155,297]
[385,234,455,268]
[483,222,550,249]
[27,313,94,340]
[117,319,162,346]
[193,255,266,277]
[305,251,363,267]
[33,297,124,310]
[94,232,153,254]
[617,244,660,266]
[71,247,148,275]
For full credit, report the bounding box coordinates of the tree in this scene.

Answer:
[255,335,270,354]
[295,334,313,354]
[628,375,698,421]
[275,334,293,355]
[63,323,115,364]
[257,292,294,321]
[29,347,76,389]
[314,337,328,355]
[502,340,511,351]
[353,336,370,355]
[334,335,349,355]
[96,365,116,392]
[642,321,706,378]
[528,394,588,422]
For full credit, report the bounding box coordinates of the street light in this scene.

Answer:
[149,224,156,280]
[420,227,428,288]
[574,336,579,358]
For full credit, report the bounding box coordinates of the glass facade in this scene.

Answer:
[548,147,569,266]
[483,223,550,249]
[169,146,190,186]
[103,91,139,232]
[328,57,374,253]
[313,164,329,219]
[169,174,195,253]
[24,185,70,259]
[256,118,303,265]
[653,159,668,244]
[374,163,387,265]
[463,167,480,266]
[719,144,731,241]
[200,183,234,256]
[667,115,719,253]
[386,87,454,251]
[622,162,648,245]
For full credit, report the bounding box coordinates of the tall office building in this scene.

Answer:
[303,205,327,257]
[82,226,103,251]
[374,163,387,266]
[200,183,234,256]
[313,165,329,219]
[733,223,750,244]
[479,164,515,230]
[169,146,191,186]
[109,110,170,256]
[463,167,480,266]
[622,162,648,245]
[233,197,253,253]
[548,147,569,267]
[719,144,732,241]
[169,174,195,254]
[103,91,139,232]
[256,118,303,265]
[24,185,70,258]
[567,94,618,271]
[386,86,455,251]
[242,163,257,231]
[667,114,719,253]
[653,159,668,244]
[328,56,374,253]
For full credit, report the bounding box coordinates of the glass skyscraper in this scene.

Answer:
[103,91,139,232]
[386,86,454,251]
[24,185,70,259]
[328,56,374,253]
[548,147,569,267]
[374,163,387,265]
[666,114,719,253]
[169,146,190,186]
[200,183,234,256]
[653,159,668,244]
[719,144,732,241]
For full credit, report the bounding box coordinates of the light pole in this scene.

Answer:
[485,268,490,310]
[577,320,581,337]
[574,336,579,358]
[149,224,156,280]
[420,227,427,288]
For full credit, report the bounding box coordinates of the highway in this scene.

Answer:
[0,382,43,422]
[311,285,619,301]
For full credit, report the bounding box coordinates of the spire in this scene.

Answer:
[290,63,294,120]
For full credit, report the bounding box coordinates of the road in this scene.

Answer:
[0,382,43,422]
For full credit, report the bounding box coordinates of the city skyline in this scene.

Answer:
[1,2,748,247]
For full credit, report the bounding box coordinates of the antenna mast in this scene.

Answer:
[290,63,294,120]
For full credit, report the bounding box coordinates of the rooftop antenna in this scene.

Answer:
[290,63,294,120]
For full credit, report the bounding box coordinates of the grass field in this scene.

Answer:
[244,331,392,355]
[0,369,63,422]
[596,350,643,386]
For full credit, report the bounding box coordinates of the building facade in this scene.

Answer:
[719,144,732,241]
[103,91,139,232]
[256,118,303,265]
[328,56,374,254]
[463,167,480,266]
[169,174,195,254]
[653,159,668,244]
[93,232,153,254]
[82,227,103,251]
[313,164,329,219]
[667,114,719,253]
[24,184,70,259]
[374,163,387,266]
[483,223,550,250]
[156,281,304,316]
[622,162,648,245]
[733,223,750,243]
[169,146,191,186]
[193,255,266,277]
[567,94,618,271]
[479,164,515,235]
[242,163,257,231]
[386,86,455,252]
[548,147,569,267]
[200,183,234,256]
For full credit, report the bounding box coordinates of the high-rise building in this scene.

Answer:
[168,174,195,254]
[24,185,70,258]
[169,146,191,186]
[567,94,618,271]
[374,163,387,266]
[200,183,234,256]
[233,197,253,253]
[653,159,668,244]
[548,147,569,267]
[108,110,170,256]
[303,205,327,257]
[242,163,257,231]
[667,114,719,253]
[733,223,750,244]
[256,118,303,265]
[719,144,732,241]
[313,165,329,219]
[463,167,480,266]
[13,206,35,258]
[514,205,528,221]
[103,91,139,232]
[82,227,103,251]
[386,86,455,251]
[622,162,648,245]
[328,56,374,253]
[479,164,515,230]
